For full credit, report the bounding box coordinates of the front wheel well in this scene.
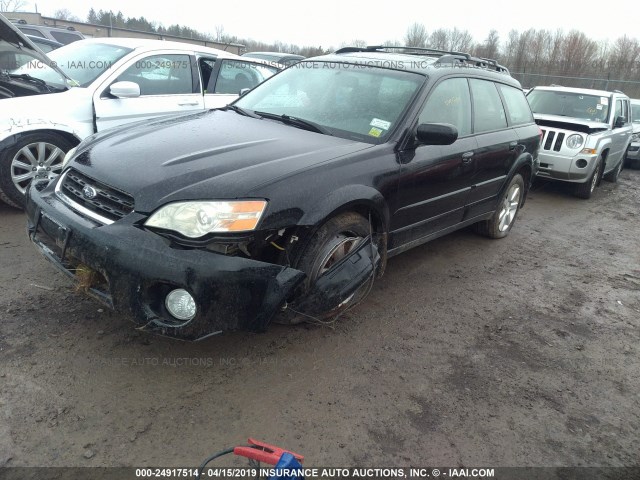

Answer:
[3,129,81,149]
[515,164,532,206]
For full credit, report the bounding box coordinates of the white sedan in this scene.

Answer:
[0,37,280,208]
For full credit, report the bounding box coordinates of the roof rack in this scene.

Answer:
[334,45,509,73]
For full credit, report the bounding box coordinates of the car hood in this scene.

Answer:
[69,110,373,213]
[0,14,68,81]
[533,113,609,134]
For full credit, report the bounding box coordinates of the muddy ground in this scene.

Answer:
[1,170,639,469]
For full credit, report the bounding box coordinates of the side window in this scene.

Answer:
[418,78,471,137]
[212,60,277,95]
[622,100,629,122]
[117,54,193,96]
[614,99,623,121]
[498,84,534,125]
[469,79,508,133]
[199,58,216,93]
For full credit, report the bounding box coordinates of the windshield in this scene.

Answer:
[527,89,610,122]
[235,61,425,143]
[13,42,132,88]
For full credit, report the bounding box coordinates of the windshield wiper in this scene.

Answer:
[254,111,332,136]
[221,105,262,119]
[7,73,64,92]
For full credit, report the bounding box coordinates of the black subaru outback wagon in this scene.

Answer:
[26,46,541,340]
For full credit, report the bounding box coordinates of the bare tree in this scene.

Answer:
[53,8,80,22]
[404,23,428,48]
[214,24,225,42]
[474,30,500,59]
[0,0,26,11]
[429,29,450,50]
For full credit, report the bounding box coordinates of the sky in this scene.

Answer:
[12,0,639,48]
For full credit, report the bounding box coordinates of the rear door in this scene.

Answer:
[393,77,477,246]
[610,98,633,166]
[203,58,279,109]
[93,52,204,131]
[464,79,520,218]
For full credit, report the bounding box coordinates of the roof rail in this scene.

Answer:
[335,45,509,73]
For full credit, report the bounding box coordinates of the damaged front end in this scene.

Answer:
[26,181,381,341]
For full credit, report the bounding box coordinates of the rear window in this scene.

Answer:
[50,31,82,44]
[498,84,534,125]
[18,27,46,38]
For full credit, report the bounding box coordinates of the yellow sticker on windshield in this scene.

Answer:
[368,127,383,138]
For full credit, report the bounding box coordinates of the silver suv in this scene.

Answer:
[527,86,633,198]
[13,20,84,45]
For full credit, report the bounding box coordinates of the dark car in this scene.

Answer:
[26,46,540,340]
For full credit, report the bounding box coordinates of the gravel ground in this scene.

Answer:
[1,170,639,469]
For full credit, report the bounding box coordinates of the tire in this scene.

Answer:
[0,133,74,209]
[574,156,603,199]
[603,157,623,183]
[474,174,524,239]
[276,212,372,325]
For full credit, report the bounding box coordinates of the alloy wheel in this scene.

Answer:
[11,142,65,194]
[498,184,521,232]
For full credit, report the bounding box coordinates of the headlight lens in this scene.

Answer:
[61,146,78,169]
[632,132,639,142]
[566,134,584,149]
[145,200,267,238]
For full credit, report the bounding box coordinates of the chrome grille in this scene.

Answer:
[60,169,134,222]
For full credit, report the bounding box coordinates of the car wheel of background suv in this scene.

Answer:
[574,156,603,199]
[474,173,524,239]
[0,133,73,208]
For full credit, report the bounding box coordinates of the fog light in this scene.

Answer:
[165,289,196,321]
[575,159,588,168]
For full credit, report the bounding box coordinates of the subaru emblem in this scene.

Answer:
[82,185,97,199]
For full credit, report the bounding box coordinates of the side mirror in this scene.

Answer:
[239,88,251,96]
[416,123,458,145]
[110,81,141,99]
[614,116,625,128]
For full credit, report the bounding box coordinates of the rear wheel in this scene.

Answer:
[0,133,73,208]
[277,212,372,325]
[474,174,524,239]
[574,156,602,199]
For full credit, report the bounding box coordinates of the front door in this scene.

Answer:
[393,77,477,247]
[93,53,204,131]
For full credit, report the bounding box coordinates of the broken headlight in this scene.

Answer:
[145,200,267,238]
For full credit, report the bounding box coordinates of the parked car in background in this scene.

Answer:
[242,51,304,66]
[527,86,633,198]
[26,35,63,53]
[0,37,280,208]
[13,19,84,44]
[625,98,640,168]
[26,46,539,340]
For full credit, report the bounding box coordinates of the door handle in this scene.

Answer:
[509,141,518,150]
[462,151,474,164]
[178,101,199,106]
